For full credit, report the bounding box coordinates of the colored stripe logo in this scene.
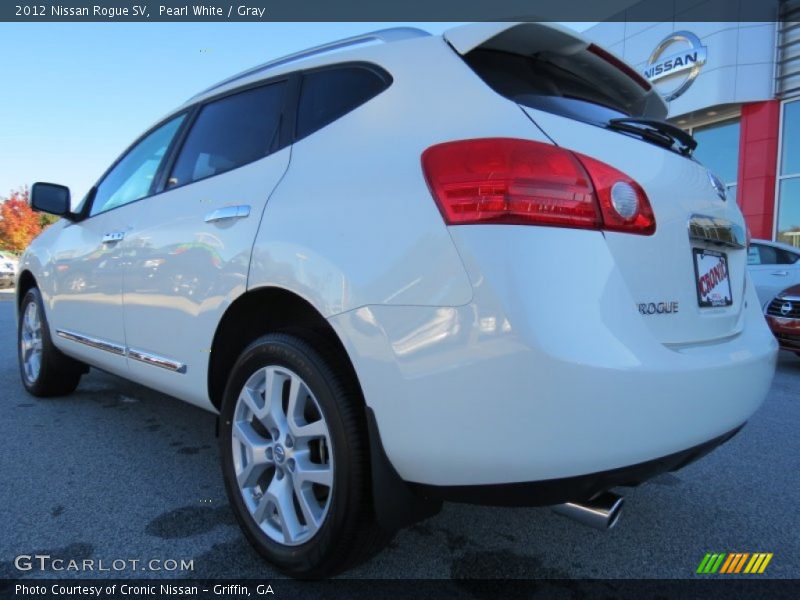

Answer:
[697,553,773,574]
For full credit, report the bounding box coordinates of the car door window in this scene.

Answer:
[757,245,779,265]
[296,66,390,140]
[774,248,799,265]
[751,244,800,266]
[91,115,185,216]
[167,81,287,188]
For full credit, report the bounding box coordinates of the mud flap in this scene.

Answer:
[365,407,442,531]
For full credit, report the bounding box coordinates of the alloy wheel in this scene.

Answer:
[232,365,334,546]
[20,301,43,384]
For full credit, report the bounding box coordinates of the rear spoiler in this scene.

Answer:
[443,22,668,121]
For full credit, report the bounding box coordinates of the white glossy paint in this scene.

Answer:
[28,209,132,376]
[20,23,778,490]
[329,230,776,484]
[248,35,537,314]
[524,107,749,345]
[120,149,292,409]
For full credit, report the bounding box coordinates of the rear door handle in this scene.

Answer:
[771,270,789,276]
[204,205,250,223]
[102,231,125,244]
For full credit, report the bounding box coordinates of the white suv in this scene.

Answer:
[18,23,777,577]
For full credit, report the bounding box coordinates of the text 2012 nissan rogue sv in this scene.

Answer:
[18,23,777,577]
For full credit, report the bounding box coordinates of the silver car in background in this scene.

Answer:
[0,252,18,288]
[748,239,800,308]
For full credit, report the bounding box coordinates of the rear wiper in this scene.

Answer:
[607,117,697,156]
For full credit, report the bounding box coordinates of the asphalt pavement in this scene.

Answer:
[1,292,798,580]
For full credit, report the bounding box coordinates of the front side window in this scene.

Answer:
[168,81,287,188]
[91,115,185,216]
[777,100,800,247]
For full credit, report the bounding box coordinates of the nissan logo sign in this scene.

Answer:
[781,301,793,316]
[643,31,707,101]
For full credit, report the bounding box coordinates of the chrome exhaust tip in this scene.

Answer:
[552,491,624,530]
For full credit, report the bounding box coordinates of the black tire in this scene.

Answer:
[18,288,84,397]
[219,332,388,578]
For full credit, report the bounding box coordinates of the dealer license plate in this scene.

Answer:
[693,248,733,308]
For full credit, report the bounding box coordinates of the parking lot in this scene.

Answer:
[0,292,798,581]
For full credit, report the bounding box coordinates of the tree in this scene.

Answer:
[0,187,48,253]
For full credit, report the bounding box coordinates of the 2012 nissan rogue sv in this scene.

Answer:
[17,23,777,577]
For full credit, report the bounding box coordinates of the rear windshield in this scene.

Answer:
[463,48,698,156]
[463,48,650,126]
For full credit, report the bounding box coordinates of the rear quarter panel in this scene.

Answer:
[247,36,551,314]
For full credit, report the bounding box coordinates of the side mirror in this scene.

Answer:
[31,182,74,220]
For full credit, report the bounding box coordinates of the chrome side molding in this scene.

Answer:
[127,348,187,373]
[56,329,126,356]
[56,329,186,373]
[688,214,746,249]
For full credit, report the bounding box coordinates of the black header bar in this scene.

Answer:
[1,0,786,23]
[2,579,800,600]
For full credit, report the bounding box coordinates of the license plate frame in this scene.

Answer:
[693,248,733,308]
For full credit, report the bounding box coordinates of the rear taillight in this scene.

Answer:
[421,138,655,236]
[575,153,656,235]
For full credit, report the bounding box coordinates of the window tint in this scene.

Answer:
[296,67,389,140]
[169,81,287,188]
[782,248,800,264]
[756,244,800,265]
[91,115,184,216]
[462,49,659,125]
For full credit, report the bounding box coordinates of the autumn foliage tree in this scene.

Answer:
[0,187,58,253]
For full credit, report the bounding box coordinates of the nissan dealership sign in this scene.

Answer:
[643,31,708,101]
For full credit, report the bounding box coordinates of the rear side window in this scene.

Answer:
[168,81,287,188]
[296,66,390,140]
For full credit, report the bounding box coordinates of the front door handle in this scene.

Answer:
[102,231,125,244]
[205,205,251,223]
[771,270,789,276]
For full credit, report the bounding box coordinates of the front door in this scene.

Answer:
[47,114,187,374]
[121,79,293,408]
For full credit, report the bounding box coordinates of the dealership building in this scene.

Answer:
[584,0,800,244]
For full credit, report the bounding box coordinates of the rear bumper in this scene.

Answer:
[412,425,743,506]
[329,228,777,488]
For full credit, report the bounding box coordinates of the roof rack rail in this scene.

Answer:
[192,27,431,100]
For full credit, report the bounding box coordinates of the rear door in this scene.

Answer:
[446,22,748,345]
[120,77,295,407]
